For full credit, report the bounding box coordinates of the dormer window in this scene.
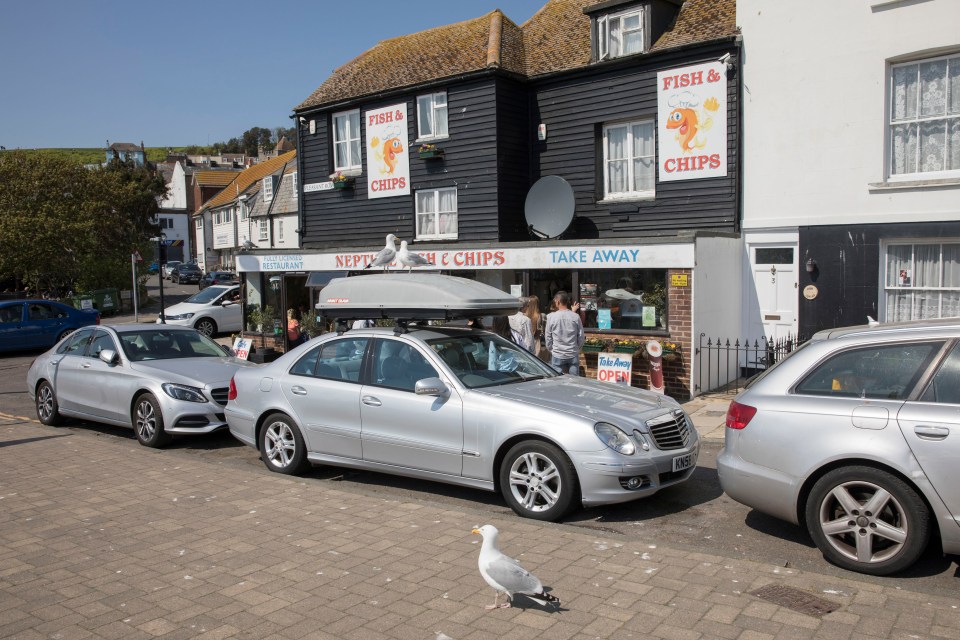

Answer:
[263,176,274,202]
[598,6,646,60]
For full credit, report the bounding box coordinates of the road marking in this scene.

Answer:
[0,411,39,424]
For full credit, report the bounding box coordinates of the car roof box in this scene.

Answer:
[316,273,521,320]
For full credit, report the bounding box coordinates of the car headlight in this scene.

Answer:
[162,383,208,403]
[594,422,636,455]
[165,313,194,320]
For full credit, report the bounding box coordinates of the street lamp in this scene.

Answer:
[150,234,167,323]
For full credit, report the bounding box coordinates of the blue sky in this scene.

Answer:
[0,0,547,149]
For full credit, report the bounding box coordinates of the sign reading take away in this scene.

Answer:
[596,352,633,386]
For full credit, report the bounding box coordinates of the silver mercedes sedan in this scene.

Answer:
[27,324,256,447]
[718,320,960,575]
[226,325,699,521]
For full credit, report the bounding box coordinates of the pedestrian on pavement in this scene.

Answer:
[544,291,585,375]
[508,297,535,351]
[286,309,304,347]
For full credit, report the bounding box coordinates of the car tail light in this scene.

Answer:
[725,400,757,430]
[96,314,101,325]
[227,377,237,401]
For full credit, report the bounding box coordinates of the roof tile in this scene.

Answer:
[199,152,296,212]
[194,170,241,187]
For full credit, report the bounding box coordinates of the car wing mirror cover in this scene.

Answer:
[98,349,119,365]
[415,377,449,397]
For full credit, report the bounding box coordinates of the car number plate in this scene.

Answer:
[672,452,695,472]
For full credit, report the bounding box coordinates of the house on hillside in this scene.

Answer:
[105,141,146,166]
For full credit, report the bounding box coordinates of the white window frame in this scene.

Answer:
[278,220,284,241]
[224,208,232,224]
[195,218,202,229]
[291,172,298,198]
[416,91,449,141]
[263,176,274,202]
[258,219,269,241]
[602,118,656,200]
[598,7,646,61]
[888,53,960,180]
[882,239,960,322]
[332,109,362,171]
[415,187,458,241]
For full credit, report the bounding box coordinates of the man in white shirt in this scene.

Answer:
[508,297,534,350]
[544,291,584,375]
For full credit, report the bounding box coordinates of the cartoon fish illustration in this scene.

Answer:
[370,135,404,174]
[665,93,719,153]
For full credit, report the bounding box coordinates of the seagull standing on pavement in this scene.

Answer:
[364,234,398,271]
[397,240,435,272]
[472,525,560,610]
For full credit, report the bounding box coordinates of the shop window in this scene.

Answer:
[884,241,960,321]
[578,269,668,333]
[603,120,655,199]
[889,53,960,178]
[417,91,448,140]
[416,187,457,240]
[333,109,362,171]
[597,6,646,61]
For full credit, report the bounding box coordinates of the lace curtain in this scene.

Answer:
[890,56,960,175]
[885,243,960,321]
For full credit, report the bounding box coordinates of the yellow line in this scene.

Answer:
[0,411,38,423]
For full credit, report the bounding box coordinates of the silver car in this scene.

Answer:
[718,320,960,575]
[226,325,699,522]
[27,324,255,447]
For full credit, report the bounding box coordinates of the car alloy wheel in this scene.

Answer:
[36,381,63,426]
[259,414,309,474]
[805,466,929,576]
[56,328,75,342]
[195,318,216,337]
[499,441,578,521]
[133,393,171,448]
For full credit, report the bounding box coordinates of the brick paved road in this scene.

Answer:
[1,414,957,640]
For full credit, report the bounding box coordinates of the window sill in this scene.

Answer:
[598,195,655,204]
[415,235,458,242]
[585,328,669,337]
[331,169,362,178]
[868,177,960,191]
[414,135,449,144]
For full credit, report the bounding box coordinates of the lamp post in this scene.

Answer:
[151,234,167,323]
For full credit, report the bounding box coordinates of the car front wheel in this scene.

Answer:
[259,414,310,474]
[499,440,578,521]
[805,466,930,576]
[36,381,63,426]
[133,393,171,448]
[195,318,217,337]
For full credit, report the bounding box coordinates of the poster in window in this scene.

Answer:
[657,61,728,182]
[365,103,410,199]
[899,269,911,286]
[597,308,612,329]
[579,282,598,311]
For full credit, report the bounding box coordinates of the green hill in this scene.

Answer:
[0,147,207,165]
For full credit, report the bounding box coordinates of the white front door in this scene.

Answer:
[746,244,798,363]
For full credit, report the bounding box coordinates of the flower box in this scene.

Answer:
[582,344,605,353]
[332,179,354,190]
[613,346,638,354]
[418,148,444,159]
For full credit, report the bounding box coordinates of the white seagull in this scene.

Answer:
[397,240,435,272]
[472,525,560,610]
[364,234,398,271]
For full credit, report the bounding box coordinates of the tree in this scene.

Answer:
[0,152,166,295]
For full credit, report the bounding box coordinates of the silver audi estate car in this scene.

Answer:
[226,273,698,522]
[27,324,255,447]
[718,320,960,575]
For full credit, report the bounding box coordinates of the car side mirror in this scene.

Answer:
[221,300,234,307]
[98,349,119,365]
[415,377,449,397]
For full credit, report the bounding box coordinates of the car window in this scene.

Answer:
[57,329,93,355]
[426,333,557,389]
[920,342,960,404]
[371,339,438,392]
[184,287,232,304]
[87,330,117,359]
[0,304,21,323]
[795,341,943,400]
[290,338,369,382]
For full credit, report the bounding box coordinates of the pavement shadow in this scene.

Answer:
[0,434,71,448]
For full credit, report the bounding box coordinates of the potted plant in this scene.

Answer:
[247,304,276,333]
[661,340,681,361]
[582,336,607,353]
[613,339,644,354]
[331,172,354,190]
[418,143,444,159]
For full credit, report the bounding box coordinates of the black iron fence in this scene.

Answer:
[696,333,808,396]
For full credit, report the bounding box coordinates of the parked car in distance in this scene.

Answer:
[226,274,699,522]
[162,261,182,280]
[160,285,241,337]
[27,324,255,447]
[146,261,159,275]
[199,271,240,290]
[718,319,960,576]
[171,262,202,285]
[0,299,100,353]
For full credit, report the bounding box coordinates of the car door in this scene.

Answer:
[281,338,369,460]
[57,330,124,421]
[0,302,25,350]
[359,338,464,476]
[897,341,960,518]
[219,288,242,332]
[24,302,67,349]
[51,328,96,413]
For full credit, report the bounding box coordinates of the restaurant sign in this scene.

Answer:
[365,103,410,199]
[657,61,727,182]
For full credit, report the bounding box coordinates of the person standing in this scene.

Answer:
[544,291,584,375]
[508,297,535,351]
[286,309,303,347]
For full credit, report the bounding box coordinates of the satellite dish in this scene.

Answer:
[524,175,575,239]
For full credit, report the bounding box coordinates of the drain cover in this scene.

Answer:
[703,410,726,417]
[749,585,839,617]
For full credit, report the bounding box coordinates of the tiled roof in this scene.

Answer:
[200,151,296,212]
[296,10,524,110]
[297,0,736,108]
[194,170,241,187]
[108,142,142,151]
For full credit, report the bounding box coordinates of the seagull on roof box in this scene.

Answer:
[364,234,398,271]
[397,240,435,272]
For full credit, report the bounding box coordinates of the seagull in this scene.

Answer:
[472,525,560,610]
[364,234,398,271]
[397,240,435,272]
[867,315,880,327]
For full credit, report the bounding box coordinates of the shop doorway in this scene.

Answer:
[528,269,573,314]
[282,273,310,350]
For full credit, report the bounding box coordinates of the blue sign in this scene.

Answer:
[597,309,612,329]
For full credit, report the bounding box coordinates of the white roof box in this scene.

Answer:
[316,273,521,320]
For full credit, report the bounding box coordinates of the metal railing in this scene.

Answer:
[696,333,808,396]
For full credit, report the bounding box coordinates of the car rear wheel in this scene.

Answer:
[36,381,63,426]
[805,466,930,576]
[56,328,75,342]
[133,393,171,448]
[259,414,310,475]
[195,318,217,337]
[499,440,578,521]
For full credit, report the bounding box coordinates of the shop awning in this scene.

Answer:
[305,271,348,288]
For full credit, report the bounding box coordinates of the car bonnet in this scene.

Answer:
[131,357,255,387]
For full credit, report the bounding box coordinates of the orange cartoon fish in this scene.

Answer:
[382,137,403,174]
[666,108,699,152]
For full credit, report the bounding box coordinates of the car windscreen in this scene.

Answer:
[118,329,226,361]
[184,287,228,304]
[426,333,558,389]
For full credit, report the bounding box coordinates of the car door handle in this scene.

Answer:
[914,425,949,440]
[81,362,91,369]
[362,396,382,407]
[290,385,307,396]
